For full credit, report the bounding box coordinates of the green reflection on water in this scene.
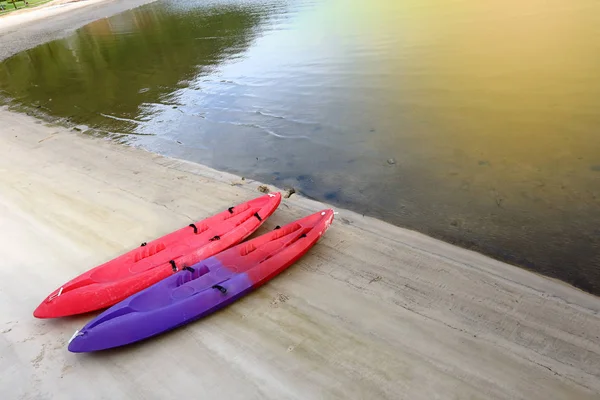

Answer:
[0,1,264,133]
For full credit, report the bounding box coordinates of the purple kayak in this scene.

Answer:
[67,209,334,352]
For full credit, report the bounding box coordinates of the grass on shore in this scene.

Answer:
[0,0,55,15]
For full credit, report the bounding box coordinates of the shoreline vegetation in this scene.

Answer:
[0,0,71,16]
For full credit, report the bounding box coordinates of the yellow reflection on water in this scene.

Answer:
[316,0,600,288]
[341,0,600,210]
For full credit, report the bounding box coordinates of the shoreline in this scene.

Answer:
[0,0,157,60]
[1,110,600,398]
[0,0,89,18]
[0,1,599,398]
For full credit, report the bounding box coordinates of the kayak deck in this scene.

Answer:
[68,209,334,352]
[34,193,281,318]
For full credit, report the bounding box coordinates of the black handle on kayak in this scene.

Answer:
[212,284,227,294]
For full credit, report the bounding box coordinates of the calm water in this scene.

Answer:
[1,0,599,294]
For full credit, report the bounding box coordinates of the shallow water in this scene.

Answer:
[1,0,599,294]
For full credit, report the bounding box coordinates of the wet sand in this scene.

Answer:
[1,107,600,399]
[1,1,600,398]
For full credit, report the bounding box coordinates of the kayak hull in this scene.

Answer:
[34,193,281,318]
[68,262,254,353]
[68,209,334,352]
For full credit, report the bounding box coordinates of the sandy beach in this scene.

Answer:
[1,1,600,399]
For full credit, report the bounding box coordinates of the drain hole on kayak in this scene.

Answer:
[134,242,167,262]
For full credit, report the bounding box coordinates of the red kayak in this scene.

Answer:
[34,192,282,318]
